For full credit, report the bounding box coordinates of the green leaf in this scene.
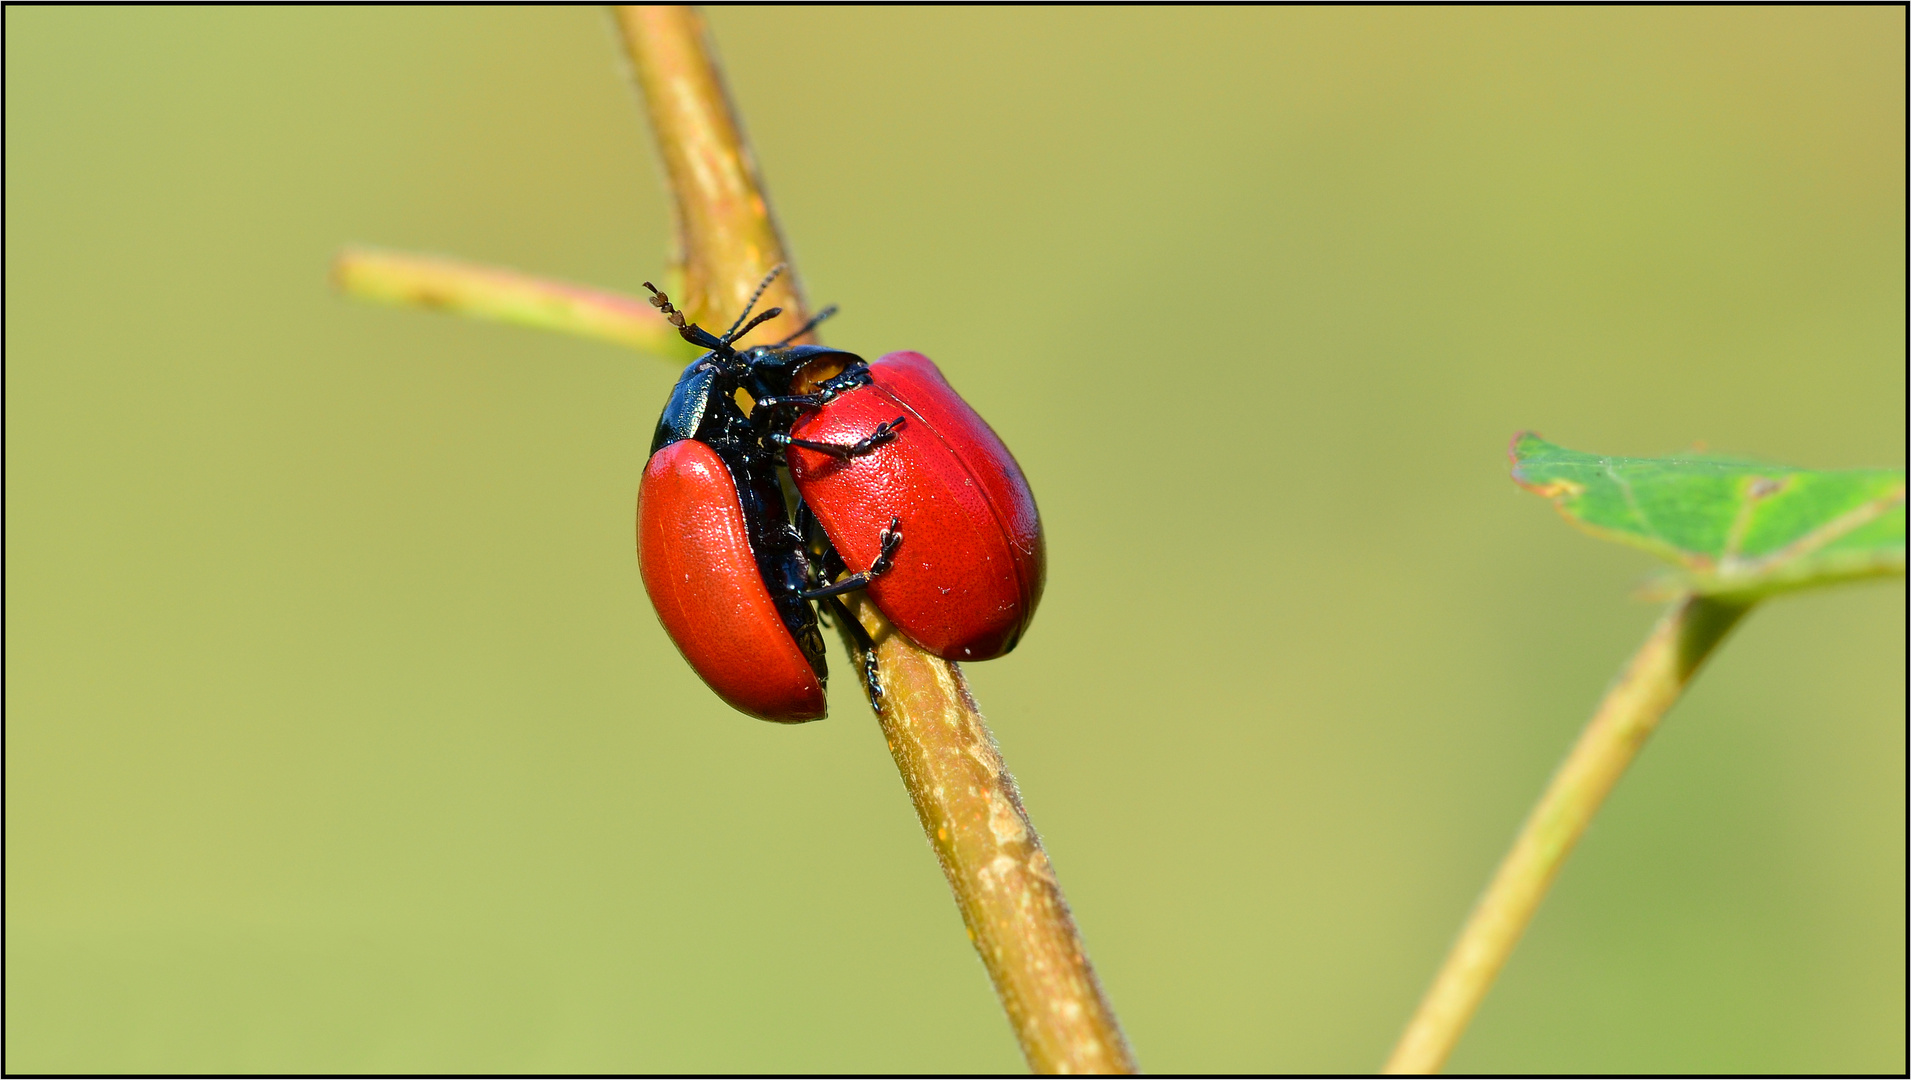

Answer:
[1509,433,1905,600]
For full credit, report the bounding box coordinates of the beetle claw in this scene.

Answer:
[869,516,903,577]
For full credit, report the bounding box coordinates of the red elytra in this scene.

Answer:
[787,351,1045,660]
[636,440,827,722]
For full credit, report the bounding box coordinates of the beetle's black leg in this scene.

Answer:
[800,576,875,601]
[752,393,828,413]
[822,594,884,708]
[751,393,823,443]
[757,362,871,436]
[798,517,902,600]
[868,516,903,576]
[816,364,872,397]
[772,416,907,459]
[794,498,837,589]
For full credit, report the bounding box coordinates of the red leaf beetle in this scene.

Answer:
[639,439,827,721]
[635,270,1044,721]
[780,351,1045,660]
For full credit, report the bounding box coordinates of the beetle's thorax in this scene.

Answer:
[791,355,848,396]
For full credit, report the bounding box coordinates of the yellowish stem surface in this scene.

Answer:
[333,246,677,355]
[1384,593,1750,1074]
[613,5,812,345]
[841,595,1138,1074]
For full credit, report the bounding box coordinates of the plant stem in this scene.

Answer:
[613,7,1135,1072]
[333,246,678,355]
[612,4,812,345]
[1384,592,1751,1075]
[839,594,1138,1074]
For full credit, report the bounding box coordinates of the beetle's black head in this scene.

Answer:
[645,266,857,393]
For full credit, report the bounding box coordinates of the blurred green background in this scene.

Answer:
[5,7,1903,1073]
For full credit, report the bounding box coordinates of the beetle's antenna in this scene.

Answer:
[774,304,838,347]
[726,306,784,347]
[642,281,687,330]
[644,282,728,353]
[723,263,786,341]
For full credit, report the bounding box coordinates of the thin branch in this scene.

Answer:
[333,246,678,355]
[613,7,1135,1072]
[1383,593,1751,1074]
[839,594,1138,1074]
[613,5,812,346]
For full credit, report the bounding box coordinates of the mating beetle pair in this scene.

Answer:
[635,271,1045,723]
